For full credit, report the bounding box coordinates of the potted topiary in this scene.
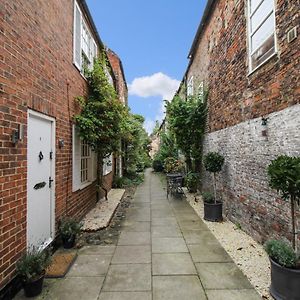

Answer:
[16,248,51,297]
[59,217,82,249]
[185,172,200,193]
[265,155,300,300]
[203,152,224,222]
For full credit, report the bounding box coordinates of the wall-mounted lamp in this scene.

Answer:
[58,139,65,149]
[12,124,24,145]
[261,117,269,137]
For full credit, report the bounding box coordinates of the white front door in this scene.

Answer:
[27,110,55,250]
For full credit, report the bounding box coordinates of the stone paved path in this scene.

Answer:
[15,169,261,300]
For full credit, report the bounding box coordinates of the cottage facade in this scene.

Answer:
[0,0,125,292]
[178,0,299,243]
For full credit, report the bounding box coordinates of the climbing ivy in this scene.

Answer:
[74,54,128,199]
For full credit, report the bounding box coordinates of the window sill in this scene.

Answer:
[247,52,278,77]
[73,62,88,81]
[73,180,95,192]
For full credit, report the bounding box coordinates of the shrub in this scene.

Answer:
[16,248,52,282]
[202,192,214,203]
[203,152,225,203]
[204,152,225,173]
[185,172,200,192]
[152,159,164,172]
[113,174,144,188]
[264,240,297,268]
[164,157,184,173]
[59,218,82,241]
[267,155,300,250]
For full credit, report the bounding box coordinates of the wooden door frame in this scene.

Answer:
[27,109,56,249]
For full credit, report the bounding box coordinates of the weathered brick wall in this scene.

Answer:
[203,104,300,243]
[0,0,113,290]
[185,0,300,244]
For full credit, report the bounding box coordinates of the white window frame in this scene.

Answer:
[187,76,194,97]
[72,125,96,192]
[247,0,277,73]
[198,81,204,102]
[73,0,98,73]
[103,154,113,176]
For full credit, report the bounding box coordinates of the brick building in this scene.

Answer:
[0,0,126,292]
[178,0,299,243]
[106,48,128,177]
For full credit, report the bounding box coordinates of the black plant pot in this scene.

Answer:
[62,235,76,249]
[269,258,300,300]
[23,274,44,298]
[204,201,223,222]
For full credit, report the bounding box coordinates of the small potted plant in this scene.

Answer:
[203,152,224,222]
[265,155,300,300]
[185,172,200,193]
[59,217,82,249]
[16,248,51,297]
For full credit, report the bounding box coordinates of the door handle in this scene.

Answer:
[49,177,54,188]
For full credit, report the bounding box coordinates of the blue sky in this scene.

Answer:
[86,0,206,133]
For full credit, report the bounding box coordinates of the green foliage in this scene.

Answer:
[16,248,52,282]
[164,157,184,173]
[202,191,214,203]
[203,152,225,174]
[59,218,82,240]
[264,240,297,268]
[113,173,144,188]
[154,132,178,164]
[185,172,200,192]
[123,114,151,174]
[267,155,300,201]
[152,159,164,172]
[74,57,127,157]
[166,93,207,171]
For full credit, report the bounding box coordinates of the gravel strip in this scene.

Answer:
[185,191,271,299]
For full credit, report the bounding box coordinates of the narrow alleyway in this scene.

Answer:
[15,169,260,300]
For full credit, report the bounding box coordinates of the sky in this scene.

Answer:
[86,0,206,133]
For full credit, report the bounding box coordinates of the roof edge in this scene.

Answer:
[188,0,215,59]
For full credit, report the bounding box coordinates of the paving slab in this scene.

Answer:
[152,275,206,300]
[67,255,111,277]
[182,229,215,244]
[177,219,209,230]
[98,292,152,300]
[152,253,197,275]
[206,289,261,300]
[196,262,253,289]
[102,264,151,292]
[152,217,178,226]
[121,221,150,232]
[152,225,182,238]
[118,231,151,245]
[112,245,151,264]
[78,245,115,256]
[50,276,104,300]
[152,237,188,253]
[188,243,233,262]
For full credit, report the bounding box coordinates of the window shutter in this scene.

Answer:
[73,1,82,69]
[72,125,81,191]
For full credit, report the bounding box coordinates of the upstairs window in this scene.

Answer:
[73,1,97,74]
[187,76,194,97]
[248,0,276,72]
[198,81,204,102]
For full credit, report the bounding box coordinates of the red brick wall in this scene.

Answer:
[0,0,113,290]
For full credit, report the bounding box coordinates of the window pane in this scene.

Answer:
[251,0,273,32]
[250,0,262,13]
[251,13,274,52]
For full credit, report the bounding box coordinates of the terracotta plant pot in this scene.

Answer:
[23,273,45,298]
[204,201,223,222]
[62,235,76,249]
[269,258,300,300]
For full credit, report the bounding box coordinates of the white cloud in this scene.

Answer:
[129,72,180,101]
[144,119,156,134]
